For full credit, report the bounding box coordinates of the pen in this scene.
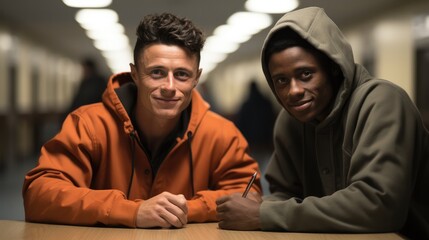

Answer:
[242,171,258,198]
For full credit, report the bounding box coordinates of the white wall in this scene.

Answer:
[0,30,11,113]
[0,25,81,114]
[343,2,429,101]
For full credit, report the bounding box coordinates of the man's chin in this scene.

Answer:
[287,110,314,123]
[155,110,181,120]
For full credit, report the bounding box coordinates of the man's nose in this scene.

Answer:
[166,72,175,89]
[160,72,176,96]
[289,79,304,95]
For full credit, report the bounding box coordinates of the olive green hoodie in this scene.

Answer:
[260,7,429,239]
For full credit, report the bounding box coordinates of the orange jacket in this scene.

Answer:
[23,72,261,227]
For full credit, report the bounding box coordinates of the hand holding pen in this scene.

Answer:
[216,171,261,230]
[242,171,258,198]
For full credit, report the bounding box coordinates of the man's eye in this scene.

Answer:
[275,77,289,85]
[151,69,165,78]
[302,70,312,79]
[175,71,190,80]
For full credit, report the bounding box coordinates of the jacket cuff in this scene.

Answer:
[260,200,289,231]
[187,199,210,222]
[108,197,141,227]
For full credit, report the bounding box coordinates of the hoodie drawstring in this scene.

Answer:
[127,131,137,199]
[187,131,195,197]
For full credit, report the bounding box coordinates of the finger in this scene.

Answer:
[216,195,229,205]
[163,201,187,227]
[167,207,187,226]
[216,210,225,221]
[167,196,188,225]
[177,194,189,214]
[166,194,188,215]
[160,207,185,228]
[157,215,173,229]
[156,193,187,226]
[216,201,227,213]
[218,220,231,230]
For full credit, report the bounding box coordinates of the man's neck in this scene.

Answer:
[134,108,180,154]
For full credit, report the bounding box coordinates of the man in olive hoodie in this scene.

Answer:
[216,7,429,239]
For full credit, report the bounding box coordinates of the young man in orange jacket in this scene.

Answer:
[23,13,261,228]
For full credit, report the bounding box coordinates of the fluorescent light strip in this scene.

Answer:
[75,9,119,28]
[71,7,133,73]
[245,0,299,14]
[201,11,273,77]
[62,0,112,8]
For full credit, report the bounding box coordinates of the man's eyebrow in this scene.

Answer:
[270,72,285,78]
[294,66,308,71]
[175,67,193,72]
[145,64,165,69]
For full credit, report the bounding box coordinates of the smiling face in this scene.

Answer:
[268,46,334,123]
[130,43,201,122]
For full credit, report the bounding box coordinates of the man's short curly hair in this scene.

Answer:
[133,13,205,66]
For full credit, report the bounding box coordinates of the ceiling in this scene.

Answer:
[0,0,409,75]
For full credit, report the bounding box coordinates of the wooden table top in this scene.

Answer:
[0,220,404,240]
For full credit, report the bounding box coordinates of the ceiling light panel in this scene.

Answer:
[62,0,112,8]
[245,0,299,14]
[227,12,272,35]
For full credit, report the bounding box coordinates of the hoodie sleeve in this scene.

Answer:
[22,112,141,227]
[260,82,422,233]
[186,120,262,222]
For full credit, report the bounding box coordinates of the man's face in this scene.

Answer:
[268,46,334,123]
[130,43,201,120]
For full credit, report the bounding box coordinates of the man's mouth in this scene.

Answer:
[154,97,179,105]
[289,100,312,112]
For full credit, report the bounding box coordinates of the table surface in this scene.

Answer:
[0,220,405,240]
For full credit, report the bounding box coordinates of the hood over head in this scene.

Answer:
[261,7,356,124]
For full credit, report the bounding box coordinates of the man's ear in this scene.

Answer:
[194,68,202,88]
[130,63,138,83]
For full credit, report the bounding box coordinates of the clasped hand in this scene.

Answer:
[136,191,188,228]
[216,192,262,230]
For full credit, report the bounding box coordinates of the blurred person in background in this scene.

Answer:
[216,7,429,239]
[234,80,277,194]
[53,58,107,148]
[235,80,277,154]
[23,12,260,229]
[64,58,107,117]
